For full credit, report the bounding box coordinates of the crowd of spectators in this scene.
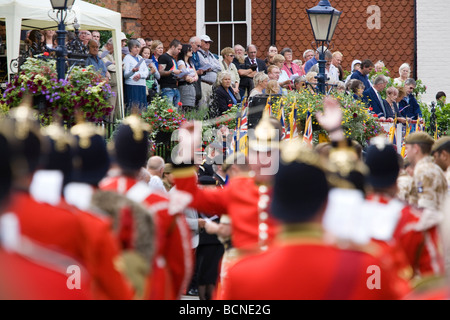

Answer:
[23,28,443,123]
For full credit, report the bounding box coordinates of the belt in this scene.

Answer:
[201,80,214,85]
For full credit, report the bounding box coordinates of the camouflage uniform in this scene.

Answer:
[397,171,414,203]
[409,156,448,212]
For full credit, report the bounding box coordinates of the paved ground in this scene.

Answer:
[181,294,199,300]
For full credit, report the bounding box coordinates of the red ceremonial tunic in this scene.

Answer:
[220,224,410,300]
[0,244,92,300]
[5,191,87,263]
[59,200,135,300]
[366,193,445,278]
[173,168,281,251]
[5,190,134,300]
[99,175,193,300]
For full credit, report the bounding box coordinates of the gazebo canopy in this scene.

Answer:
[0,0,124,116]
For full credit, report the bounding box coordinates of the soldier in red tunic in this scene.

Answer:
[172,113,283,252]
[364,140,445,282]
[171,113,283,298]
[0,113,92,300]
[221,139,408,300]
[99,114,193,300]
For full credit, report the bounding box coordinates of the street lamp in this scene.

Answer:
[50,0,76,80]
[306,0,341,94]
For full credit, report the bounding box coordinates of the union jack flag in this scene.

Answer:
[278,107,287,140]
[236,99,249,154]
[290,104,298,140]
[303,110,313,146]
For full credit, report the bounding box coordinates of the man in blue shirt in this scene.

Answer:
[350,59,374,90]
[303,47,323,74]
[399,78,423,120]
[85,39,109,79]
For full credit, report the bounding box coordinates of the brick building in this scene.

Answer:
[104,0,449,104]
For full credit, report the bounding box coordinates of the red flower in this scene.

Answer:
[167,108,173,113]
[82,69,86,72]
[368,107,373,111]
[43,52,50,56]
[178,102,183,106]
[373,114,378,118]
[228,104,232,108]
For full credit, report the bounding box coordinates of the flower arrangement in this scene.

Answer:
[0,57,114,126]
[140,95,187,141]
[268,90,386,147]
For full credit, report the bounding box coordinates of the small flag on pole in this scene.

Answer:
[303,110,313,146]
[401,118,411,158]
[290,103,298,140]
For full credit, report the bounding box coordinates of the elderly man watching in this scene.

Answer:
[363,75,389,120]
[197,35,222,109]
[147,156,167,193]
[85,39,109,79]
[100,38,119,119]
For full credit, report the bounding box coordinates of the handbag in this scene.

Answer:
[194,79,202,101]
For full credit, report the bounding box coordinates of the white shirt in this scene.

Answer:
[148,175,167,193]
[325,64,340,84]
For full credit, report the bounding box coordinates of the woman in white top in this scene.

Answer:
[220,47,240,101]
[177,43,199,111]
[393,63,411,87]
[123,39,149,113]
[272,54,292,90]
[249,72,269,97]
[140,46,160,102]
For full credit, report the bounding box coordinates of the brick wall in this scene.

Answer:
[416,0,450,104]
[98,0,142,38]
[117,0,418,88]
[138,0,197,47]
[249,0,415,78]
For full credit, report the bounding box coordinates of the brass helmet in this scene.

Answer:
[248,109,281,152]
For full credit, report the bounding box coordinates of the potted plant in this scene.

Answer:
[1,57,114,126]
[140,95,187,143]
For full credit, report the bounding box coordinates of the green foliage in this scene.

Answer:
[421,101,450,137]
[0,57,113,125]
[140,95,186,140]
[268,90,386,147]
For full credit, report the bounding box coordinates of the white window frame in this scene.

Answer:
[196,0,252,53]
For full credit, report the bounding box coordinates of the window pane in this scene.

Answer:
[205,0,217,22]
[220,24,232,50]
[233,0,246,21]
[206,24,218,54]
[233,24,247,47]
[219,0,232,22]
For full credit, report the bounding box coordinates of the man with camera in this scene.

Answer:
[238,44,267,99]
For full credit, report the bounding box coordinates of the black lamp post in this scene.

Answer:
[306,0,341,95]
[50,0,76,80]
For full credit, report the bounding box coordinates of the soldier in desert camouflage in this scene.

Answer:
[431,136,450,192]
[404,132,448,212]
